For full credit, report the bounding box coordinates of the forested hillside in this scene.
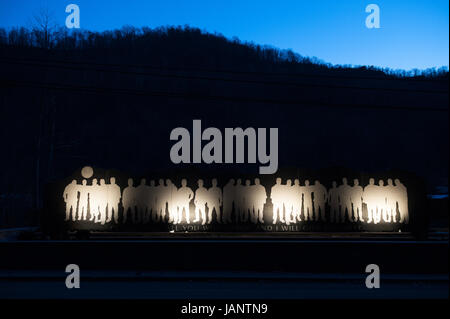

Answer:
[0,25,448,219]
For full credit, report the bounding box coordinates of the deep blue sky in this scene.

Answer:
[0,0,448,71]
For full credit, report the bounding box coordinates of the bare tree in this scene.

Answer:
[30,6,57,49]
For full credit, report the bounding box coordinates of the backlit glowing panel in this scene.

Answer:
[62,168,409,226]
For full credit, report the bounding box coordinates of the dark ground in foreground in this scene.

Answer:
[0,232,448,299]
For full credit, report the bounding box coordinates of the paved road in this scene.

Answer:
[1,239,447,299]
[1,239,448,273]
[1,270,448,299]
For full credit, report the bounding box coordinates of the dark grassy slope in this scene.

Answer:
[0,26,448,204]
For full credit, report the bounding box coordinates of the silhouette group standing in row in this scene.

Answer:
[121,178,223,225]
[222,178,267,224]
[271,177,408,225]
[63,178,121,225]
[271,178,328,225]
[63,176,408,225]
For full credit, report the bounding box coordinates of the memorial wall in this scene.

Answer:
[43,166,427,234]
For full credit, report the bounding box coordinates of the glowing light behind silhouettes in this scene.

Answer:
[62,167,409,227]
